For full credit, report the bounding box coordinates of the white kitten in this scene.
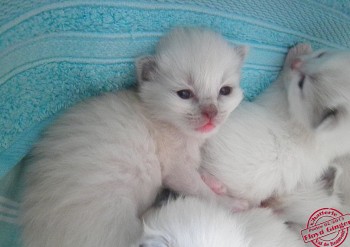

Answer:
[21,28,247,247]
[138,197,304,247]
[266,167,350,247]
[201,44,350,207]
[264,167,343,226]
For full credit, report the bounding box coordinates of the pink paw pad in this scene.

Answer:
[285,43,312,67]
[201,173,227,195]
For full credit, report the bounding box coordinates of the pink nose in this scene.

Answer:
[201,104,218,119]
[291,58,302,70]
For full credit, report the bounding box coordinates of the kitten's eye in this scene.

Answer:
[177,89,194,99]
[298,75,305,89]
[219,86,232,96]
[317,52,326,58]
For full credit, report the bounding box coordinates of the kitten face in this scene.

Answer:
[286,48,350,133]
[137,28,247,138]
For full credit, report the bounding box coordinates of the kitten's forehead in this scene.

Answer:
[301,50,350,106]
[155,28,241,91]
[304,50,350,70]
[301,50,350,86]
[157,29,241,79]
[156,28,234,57]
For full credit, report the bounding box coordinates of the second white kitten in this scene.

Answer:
[264,167,343,226]
[138,197,304,247]
[202,44,350,207]
[266,167,350,247]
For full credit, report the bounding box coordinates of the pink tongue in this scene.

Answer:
[198,123,215,133]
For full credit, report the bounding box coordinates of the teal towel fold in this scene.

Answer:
[1,1,350,246]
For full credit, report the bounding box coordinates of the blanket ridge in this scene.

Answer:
[0,1,350,245]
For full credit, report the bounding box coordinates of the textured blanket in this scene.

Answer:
[1,0,350,246]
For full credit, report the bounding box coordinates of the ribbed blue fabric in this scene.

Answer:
[0,1,349,245]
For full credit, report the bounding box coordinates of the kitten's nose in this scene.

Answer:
[291,58,302,70]
[201,104,218,119]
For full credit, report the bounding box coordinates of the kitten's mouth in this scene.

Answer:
[196,122,216,133]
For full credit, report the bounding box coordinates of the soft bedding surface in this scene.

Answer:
[0,0,350,246]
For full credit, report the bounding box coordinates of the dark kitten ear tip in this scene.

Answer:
[136,56,157,83]
[136,56,155,66]
[241,45,250,53]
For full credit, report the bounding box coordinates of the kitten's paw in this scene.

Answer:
[284,43,312,68]
[200,171,227,195]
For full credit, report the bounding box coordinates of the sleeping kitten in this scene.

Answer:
[138,197,304,247]
[201,44,350,207]
[21,28,247,247]
[263,167,343,226]
[265,166,350,247]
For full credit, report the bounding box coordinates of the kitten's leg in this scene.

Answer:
[199,169,227,195]
[163,167,249,212]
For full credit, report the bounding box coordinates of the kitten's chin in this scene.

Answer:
[196,122,216,133]
[177,118,224,139]
[191,123,220,139]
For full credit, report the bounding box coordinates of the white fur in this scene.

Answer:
[266,167,350,247]
[202,44,350,206]
[266,169,343,226]
[21,28,247,247]
[334,156,350,206]
[138,197,304,247]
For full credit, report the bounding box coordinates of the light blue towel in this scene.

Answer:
[1,0,350,246]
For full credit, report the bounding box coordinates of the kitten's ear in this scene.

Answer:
[234,45,249,63]
[136,56,158,84]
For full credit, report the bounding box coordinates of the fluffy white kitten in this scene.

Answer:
[266,167,350,247]
[264,167,343,226]
[201,44,350,207]
[138,196,304,247]
[21,28,247,247]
